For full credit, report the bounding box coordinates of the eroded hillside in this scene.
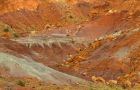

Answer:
[0,0,140,90]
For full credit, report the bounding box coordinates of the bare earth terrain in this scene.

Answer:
[0,0,140,90]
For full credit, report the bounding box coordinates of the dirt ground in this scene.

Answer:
[0,0,140,89]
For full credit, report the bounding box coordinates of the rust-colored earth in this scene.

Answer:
[0,0,140,89]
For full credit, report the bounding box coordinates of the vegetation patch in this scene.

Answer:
[16,80,26,87]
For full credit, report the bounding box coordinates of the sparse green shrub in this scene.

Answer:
[13,33,19,38]
[3,28,9,32]
[17,80,26,87]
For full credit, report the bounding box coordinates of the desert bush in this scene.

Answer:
[17,80,26,87]
[13,33,19,38]
[3,28,9,32]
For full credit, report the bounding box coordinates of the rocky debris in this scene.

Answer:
[91,72,139,88]
[91,76,106,84]
[107,9,118,14]
[64,28,140,67]
[118,80,132,88]
[107,80,117,86]
[55,27,140,87]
